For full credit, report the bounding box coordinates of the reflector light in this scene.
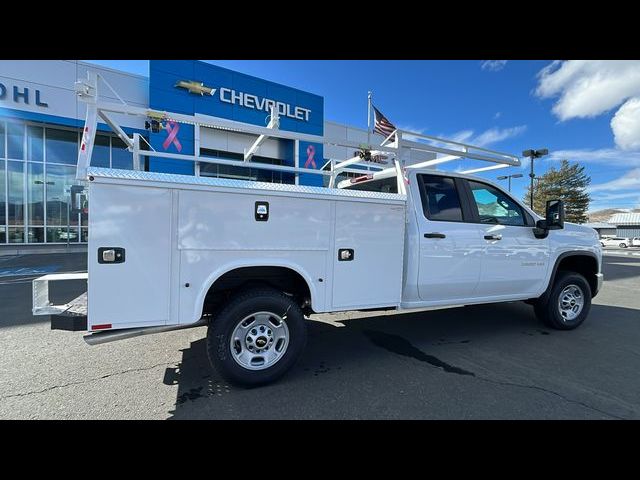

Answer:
[92,324,112,330]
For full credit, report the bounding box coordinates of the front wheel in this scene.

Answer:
[206,287,307,387]
[534,271,592,330]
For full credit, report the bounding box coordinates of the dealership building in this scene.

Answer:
[1,60,405,253]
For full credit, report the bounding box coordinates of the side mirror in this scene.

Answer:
[533,199,564,238]
[545,199,564,230]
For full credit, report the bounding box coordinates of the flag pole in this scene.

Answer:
[367,91,372,147]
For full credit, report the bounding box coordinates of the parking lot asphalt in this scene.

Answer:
[1,249,640,419]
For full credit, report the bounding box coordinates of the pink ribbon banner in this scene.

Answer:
[162,121,182,152]
[304,144,316,169]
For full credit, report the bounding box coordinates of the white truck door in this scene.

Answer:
[414,174,484,302]
[464,179,550,297]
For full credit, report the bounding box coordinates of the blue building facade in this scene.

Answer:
[147,60,324,186]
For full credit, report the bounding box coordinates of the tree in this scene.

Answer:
[523,159,591,223]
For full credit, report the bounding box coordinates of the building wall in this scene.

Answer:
[594,227,617,237]
[617,226,640,238]
[0,60,148,130]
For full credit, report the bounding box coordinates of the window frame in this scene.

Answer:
[416,174,473,223]
[461,178,534,227]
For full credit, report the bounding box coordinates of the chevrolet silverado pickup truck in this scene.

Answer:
[32,72,603,386]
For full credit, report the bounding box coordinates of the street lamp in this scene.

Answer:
[497,173,523,192]
[522,149,548,209]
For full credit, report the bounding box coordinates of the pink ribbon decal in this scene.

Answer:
[162,121,182,152]
[304,144,316,169]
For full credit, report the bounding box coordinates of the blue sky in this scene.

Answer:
[86,60,640,212]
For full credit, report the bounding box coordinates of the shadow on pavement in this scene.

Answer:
[163,300,640,419]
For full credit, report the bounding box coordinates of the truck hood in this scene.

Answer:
[551,222,601,249]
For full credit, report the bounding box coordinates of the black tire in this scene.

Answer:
[534,271,592,330]
[206,287,307,387]
[620,243,627,248]
[600,242,605,247]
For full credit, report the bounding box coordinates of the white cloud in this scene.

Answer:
[473,126,527,147]
[591,191,640,201]
[535,60,640,120]
[611,97,640,150]
[448,129,474,144]
[547,148,640,167]
[481,60,507,72]
[589,167,640,192]
[443,126,526,147]
[493,112,502,120]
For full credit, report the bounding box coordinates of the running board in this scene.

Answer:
[83,319,207,345]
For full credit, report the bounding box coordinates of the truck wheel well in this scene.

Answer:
[202,266,312,318]
[556,255,598,296]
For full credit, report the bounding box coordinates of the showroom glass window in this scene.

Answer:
[0,121,138,244]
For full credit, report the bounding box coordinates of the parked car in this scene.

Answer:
[600,237,631,248]
[631,237,640,247]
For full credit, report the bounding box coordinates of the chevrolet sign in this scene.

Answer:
[175,80,312,122]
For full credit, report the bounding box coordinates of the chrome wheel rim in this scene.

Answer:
[230,311,289,370]
[558,284,584,322]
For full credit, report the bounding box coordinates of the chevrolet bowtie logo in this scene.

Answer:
[174,80,216,96]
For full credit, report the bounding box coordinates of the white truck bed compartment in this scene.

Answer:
[85,168,406,330]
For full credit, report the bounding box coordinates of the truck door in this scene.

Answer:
[463,179,550,297]
[415,174,484,302]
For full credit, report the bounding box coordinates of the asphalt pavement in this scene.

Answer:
[1,250,640,419]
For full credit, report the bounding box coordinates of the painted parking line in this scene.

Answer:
[0,265,60,278]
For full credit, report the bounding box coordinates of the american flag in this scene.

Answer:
[373,105,397,140]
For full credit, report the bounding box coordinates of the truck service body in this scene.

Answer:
[32,72,603,386]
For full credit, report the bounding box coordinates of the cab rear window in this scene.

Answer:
[342,176,398,193]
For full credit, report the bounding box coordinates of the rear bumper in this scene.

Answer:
[594,273,604,297]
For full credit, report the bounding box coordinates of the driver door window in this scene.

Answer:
[468,181,525,226]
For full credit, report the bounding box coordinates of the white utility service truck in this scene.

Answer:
[33,73,603,386]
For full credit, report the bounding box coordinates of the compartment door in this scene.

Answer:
[332,201,405,309]
[88,184,173,328]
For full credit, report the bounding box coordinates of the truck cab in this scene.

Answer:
[341,169,602,311]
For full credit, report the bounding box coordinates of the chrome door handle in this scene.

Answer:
[424,232,446,239]
[484,234,502,240]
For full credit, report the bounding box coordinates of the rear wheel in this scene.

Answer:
[620,243,627,248]
[534,271,592,330]
[206,287,307,387]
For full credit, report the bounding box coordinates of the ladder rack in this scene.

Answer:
[75,71,521,197]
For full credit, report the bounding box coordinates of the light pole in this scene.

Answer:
[497,173,523,192]
[522,149,548,209]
